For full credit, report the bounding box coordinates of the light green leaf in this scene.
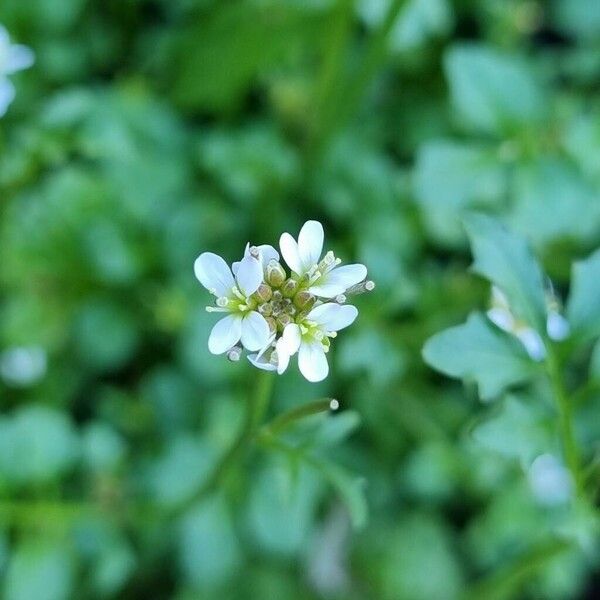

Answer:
[4,541,75,600]
[509,159,600,248]
[179,496,242,590]
[423,312,537,400]
[444,44,547,135]
[566,248,600,341]
[312,457,368,529]
[463,213,547,333]
[470,395,552,462]
[413,140,506,245]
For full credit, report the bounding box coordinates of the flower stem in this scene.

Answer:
[260,398,335,437]
[181,371,275,511]
[545,347,583,495]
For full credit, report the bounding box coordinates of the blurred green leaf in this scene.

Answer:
[0,406,79,487]
[413,140,506,245]
[179,496,242,590]
[566,248,600,342]
[3,540,75,600]
[444,44,547,135]
[423,312,537,400]
[471,395,552,463]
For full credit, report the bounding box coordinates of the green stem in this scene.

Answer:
[309,0,405,157]
[545,348,583,495]
[464,539,571,600]
[179,371,275,511]
[260,398,335,437]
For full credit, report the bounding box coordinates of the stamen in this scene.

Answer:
[216,297,229,308]
[206,306,229,313]
[227,346,243,362]
[232,287,245,301]
[329,399,339,410]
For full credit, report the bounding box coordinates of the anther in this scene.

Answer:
[227,346,243,362]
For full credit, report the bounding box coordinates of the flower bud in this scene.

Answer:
[258,302,273,317]
[227,345,243,362]
[265,317,278,335]
[266,260,286,287]
[252,283,272,303]
[277,314,293,329]
[281,278,298,298]
[293,291,316,311]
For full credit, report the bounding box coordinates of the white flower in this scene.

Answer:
[0,25,34,117]
[249,303,358,382]
[279,220,367,298]
[487,286,546,361]
[232,243,279,276]
[528,454,572,506]
[194,252,271,354]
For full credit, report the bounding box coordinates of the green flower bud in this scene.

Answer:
[252,283,272,303]
[265,317,278,335]
[258,302,273,317]
[293,291,316,311]
[277,313,293,329]
[281,278,298,298]
[266,260,286,287]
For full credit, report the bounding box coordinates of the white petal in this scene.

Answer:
[248,353,277,371]
[235,255,263,296]
[240,311,270,351]
[310,264,366,297]
[298,341,329,382]
[307,303,358,331]
[194,252,235,297]
[487,307,515,332]
[517,329,546,361]
[208,314,242,355]
[255,244,279,265]
[279,232,303,274]
[0,79,15,117]
[281,323,302,355]
[6,45,34,74]
[275,338,291,375]
[298,221,324,270]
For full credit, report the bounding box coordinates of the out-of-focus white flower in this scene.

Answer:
[195,220,372,381]
[528,453,572,506]
[194,252,271,354]
[279,220,367,298]
[487,287,546,360]
[0,25,34,117]
[545,288,570,341]
[0,345,47,387]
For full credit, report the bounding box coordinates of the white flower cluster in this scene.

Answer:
[487,285,569,361]
[0,25,34,117]
[194,221,373,382]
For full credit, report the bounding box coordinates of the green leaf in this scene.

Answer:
[423,312,537,400]
[413,140,506,245]
[311,457,368,529]
[470,395,552,462]
[463,213,547,333]
[179,496,242,590]
[566,248,600,341]
[509,159,600,248]
[444,44,547,135]
[4,540,75,600]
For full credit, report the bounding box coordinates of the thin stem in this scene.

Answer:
[545,347,583,495]
[177,371,275,512]
[308,0,405,157]
[260,398,335,437]
[464,539,571,600]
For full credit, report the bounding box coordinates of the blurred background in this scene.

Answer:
[1,0,600,598]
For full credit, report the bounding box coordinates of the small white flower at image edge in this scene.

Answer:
[527,453,572,506]
[0,24,34,117]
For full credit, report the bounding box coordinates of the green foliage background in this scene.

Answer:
[1,0,600,598]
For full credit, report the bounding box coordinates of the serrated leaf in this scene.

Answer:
[444,44,547,135]
[423,312,537,400]
[566,248,600,341]
[463,213,547,333]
